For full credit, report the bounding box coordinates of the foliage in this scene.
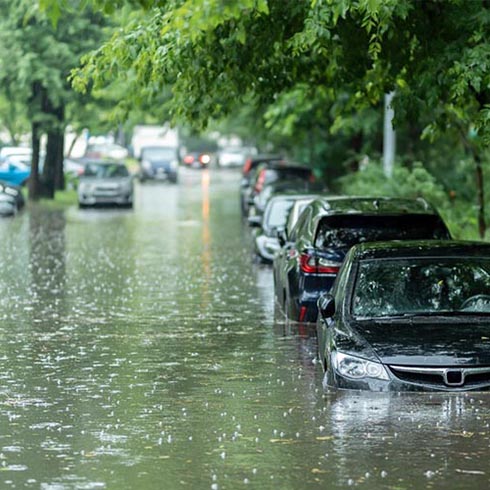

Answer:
[337,160,483,240]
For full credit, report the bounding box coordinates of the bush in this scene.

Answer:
[337,161,479,240]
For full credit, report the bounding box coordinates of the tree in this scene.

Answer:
[0,0,108,199]
[41,0,490,235]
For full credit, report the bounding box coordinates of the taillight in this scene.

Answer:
[308,173,315,183]
[299,253,340,274]
[243,158,252,175]
[183,155,195,164]
[254,169,266,193]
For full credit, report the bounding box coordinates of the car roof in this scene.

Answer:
[349,240,490,260]
[309,196,438,217]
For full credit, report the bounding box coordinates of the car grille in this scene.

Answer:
[388,365,490,389]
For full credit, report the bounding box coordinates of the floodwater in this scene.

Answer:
[0,168,489,489]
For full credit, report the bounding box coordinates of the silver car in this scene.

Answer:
[78,161,133,208]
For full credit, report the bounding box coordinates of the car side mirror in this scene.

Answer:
[247,215,262,228]
[318,293,335,319]
[276,228,287,247]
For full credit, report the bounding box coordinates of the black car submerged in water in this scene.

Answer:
[274,196,451,323]
[317,240,490,392]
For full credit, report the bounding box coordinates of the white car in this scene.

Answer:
[78,161,133,208]
[217,147,257,168]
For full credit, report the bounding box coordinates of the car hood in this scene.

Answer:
[350,320,490,366]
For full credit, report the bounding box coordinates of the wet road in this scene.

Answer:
[0,168,489,489]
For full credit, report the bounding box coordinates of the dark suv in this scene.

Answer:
[273,196,452,322]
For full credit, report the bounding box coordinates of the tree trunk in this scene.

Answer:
[29,120,42,200]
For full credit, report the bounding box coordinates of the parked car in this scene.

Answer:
[251,179,323,218]
[0,180,24,211]
[0,158,30,186]
[249,194,320,262]
[182,151,211,168]
[0,146,32,162]
[247,162,316,216]
[85,143,129,160]
[274,196,452,323]
[240,155,283,215]
[139,146,179,183]
[78,161,133,208]
[317,240,490,392]
[218,147,256,168]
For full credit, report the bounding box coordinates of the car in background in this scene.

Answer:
[317,240,490,392]
[85,143,129,160]
[0,146,32,162]
[0,158,30,186]
[0,180,24,210]
[182,151,211,169]
[247,162,316,216]
[139,146,179,183]
[78,161,133,208]
[217,147,256,168]
[240,155,284,216]
[251,179,323,218]
[249,193,320,262]
[274,196,452,323]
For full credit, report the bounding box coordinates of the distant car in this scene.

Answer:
[251,179,323,218]
[240,155,284,216]
[0,180,25,211]
[274,196,452,323]
[182,151,211,168]
[247,162,316,216]
[317,240,490,392]
[0,158,30,186]
[218,147,256,168]
[78,161,133,208]
[249,194,321,262]
[85,143,129,160]
[0,146,32,161]
[139,146,179,183]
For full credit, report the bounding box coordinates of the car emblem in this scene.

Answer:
[443,369,464,387]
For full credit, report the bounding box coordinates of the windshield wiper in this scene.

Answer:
[358,311,490,322]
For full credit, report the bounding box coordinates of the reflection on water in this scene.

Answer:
[0,169,487,488]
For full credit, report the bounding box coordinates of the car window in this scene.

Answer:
[265,199,294,230]
[84,163,129,178]
[315,214,450,249]
[352,258,490,317]
[289,206,312,242]
[141,148,176,160]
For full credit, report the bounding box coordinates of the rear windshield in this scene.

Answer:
[315,214,450,249]
[264,168,312,185]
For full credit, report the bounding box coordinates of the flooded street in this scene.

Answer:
[0,168,489,489]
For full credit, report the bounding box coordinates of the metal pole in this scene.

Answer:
[383,91,396,177]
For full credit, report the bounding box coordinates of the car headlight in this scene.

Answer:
[169,160,178,170]
[142,160,152,170]
[332,352,389,381]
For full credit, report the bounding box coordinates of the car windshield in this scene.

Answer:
[265,200,294,229]
[315,214,449,249]
[141,148,176,160]
[84,163,129,178]
[352,258,490,317]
